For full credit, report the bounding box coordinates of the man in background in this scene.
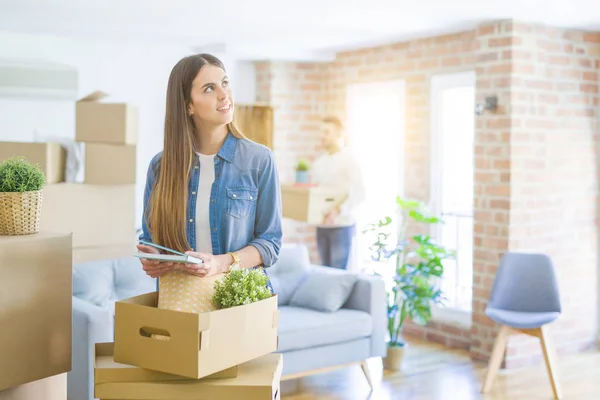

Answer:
[310,115,366,269]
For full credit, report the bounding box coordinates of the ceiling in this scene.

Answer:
[1,0,599,60]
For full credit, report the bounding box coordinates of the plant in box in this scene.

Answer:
[212,268,272,309]
[0,157,46,235]
[295,159,310,184]
[363,197,455,371]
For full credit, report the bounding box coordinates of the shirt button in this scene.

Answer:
[211,199,215,203]
[233,194,237,198]
[194,165,199,169]
[189,219,193,222]
[212,227,217,232]
[192,191,196,195]
[250,196,253,200]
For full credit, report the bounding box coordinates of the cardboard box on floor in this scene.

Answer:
[94,343,237,384]
[0,233,72,392]
[0,141,66,184]
[280,184,347,225]
[76,91,138,145]
[83,143,137,185]
[95,354,282,400]
[39,183,136,248]
[0,373,67,400]
[113,293,279,380]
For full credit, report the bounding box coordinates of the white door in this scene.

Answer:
[345,80,406,274]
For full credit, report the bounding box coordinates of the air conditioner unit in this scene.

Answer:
[0,58,78,100]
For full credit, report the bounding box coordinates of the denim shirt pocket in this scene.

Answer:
[226,187,258,219]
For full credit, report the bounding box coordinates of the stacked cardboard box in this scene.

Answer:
[93,293,282,399]
[45,91,138,262]
[0,233,72,399]
[0,91,139,263]
[76,91,137,185]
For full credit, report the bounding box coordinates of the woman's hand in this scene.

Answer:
[181,251,231,277]
[136,244,175,278]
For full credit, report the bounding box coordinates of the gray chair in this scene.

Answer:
[482,252,562,399]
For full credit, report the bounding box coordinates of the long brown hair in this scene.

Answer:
[146,53,245,252]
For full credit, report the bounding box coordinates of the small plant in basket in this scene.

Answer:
[0,157,46,235]
[212,268,272,309]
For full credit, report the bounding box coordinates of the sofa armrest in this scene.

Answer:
[343,272,387,358]
[68,296,114,400]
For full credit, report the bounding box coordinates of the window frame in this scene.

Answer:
[429,70,476,328]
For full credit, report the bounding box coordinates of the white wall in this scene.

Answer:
[0,31,256,229]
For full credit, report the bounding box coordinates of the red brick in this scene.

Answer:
[477,24,496,36]
[513,64,536,74]
[489,64,512,74]
[583,33,600,43]
[549,55,572,66]
[583,71,599,81]
[580,83,599,93]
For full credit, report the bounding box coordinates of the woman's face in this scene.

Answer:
[188,64,234,128]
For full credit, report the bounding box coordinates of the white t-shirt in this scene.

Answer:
[310,147,366,227]
[195,153,216,253]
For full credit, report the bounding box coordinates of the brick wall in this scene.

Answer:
[255,62,326,261]
[472,21,600,368]
[255,19,600,367]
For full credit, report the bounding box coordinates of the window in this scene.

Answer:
[345,80,405,276]
[430,72,475,321]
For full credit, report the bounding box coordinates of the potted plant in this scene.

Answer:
[295,159,310,184]
[0,157,46,235]
[212,268,273,309]
[363,197,454,371]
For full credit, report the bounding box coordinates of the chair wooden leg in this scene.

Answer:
[360,360,373,391]
[538,325,562,399]
[482,325,510,393]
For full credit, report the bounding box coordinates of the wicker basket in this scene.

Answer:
[0,190,43,235]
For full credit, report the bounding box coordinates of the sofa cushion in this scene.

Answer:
[267,244,311,306]
[289,266,358,313]
[277,306,372,352]
[73,260,114,308]
[112,257,157,300]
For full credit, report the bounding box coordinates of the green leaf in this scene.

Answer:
[0,157,46,193]
[212,269,272,309]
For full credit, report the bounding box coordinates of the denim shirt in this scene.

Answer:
[139,133,283,277]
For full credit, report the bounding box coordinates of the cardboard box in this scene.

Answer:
[0,141,66,184]
[95,354,282,400]
[73,243,136,264]
[281,184,347,224]
[0,233,72,391]
[95,342,237,384]
[114,293,279,380]
[83,143,137,185]
[0,373,67,400]
[76,91,138,145]
[39,183,136,248]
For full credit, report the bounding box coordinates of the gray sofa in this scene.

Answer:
[68,244,386,400]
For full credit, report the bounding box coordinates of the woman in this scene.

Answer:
[311,115,366,270]
[137,53,282,293]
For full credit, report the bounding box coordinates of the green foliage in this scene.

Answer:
[363,196,455,347]
[0,157,46,193]
[212,268,272,309]
[296,159,310,171]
